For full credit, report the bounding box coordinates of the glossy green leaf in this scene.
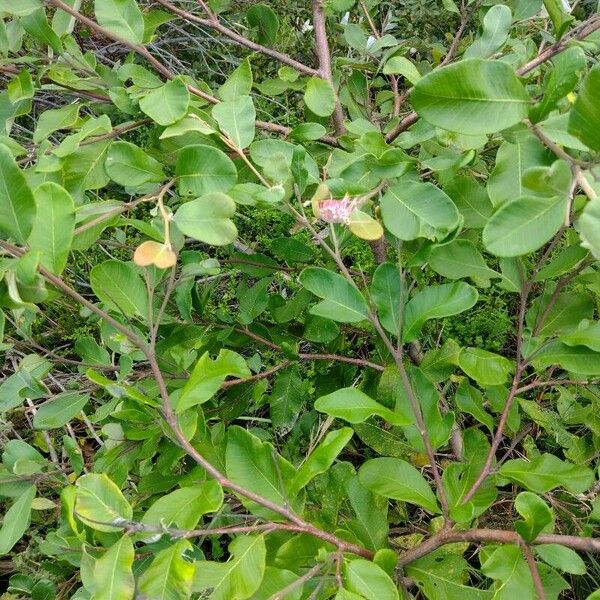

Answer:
[174,193,237,246]
[315,387,411,426]
[370,262,404,336]
[403,282,478,342]
[531,341,600,375]
[535,544,586,575]
[105,141,165,187]
[483,195,567,257]
[176,145,237,196]
[290,427,354,494]
[75,473,133,531]
[429,239,497,287]
[499,453,594,493]
[94,0,144,44]
[176,350,250,412]
[481,545,533,599]
[569,65,600,151]
[444,176,493,228]
[246,4,279,46]
[33,104,80,144]
[455,380,494,430]
[561,321,600,351]
[137,540,195,600]
[412,59,530,134]
[89,260,148,318]
[344,559,399,600]
[300,267,370,323]
[304,77,335,117]
[27,183,75,275]
[139,78,190,126]
[213,95,256,149]
[33,392,88,430]
[383,55,421,83]
[192,535,266,599]
[380,180,459,241]
[458,347,513,385]
[220,58,253,101]
[0,486,35,555]
[0,144,35,244]
[92,536,134,600]
[464,5,512,59]
[514,491,553,541]
[142,481,223,530]
[359,457,441,513]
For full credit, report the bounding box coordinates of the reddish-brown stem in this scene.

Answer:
[521,541,547,600]
[312,0,345,135]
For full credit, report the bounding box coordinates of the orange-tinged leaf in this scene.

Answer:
[134,241,177,269]
[348,209,384,240]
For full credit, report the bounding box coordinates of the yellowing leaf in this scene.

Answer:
[133,240,177,269]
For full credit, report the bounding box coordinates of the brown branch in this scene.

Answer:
[397,528,600,568]
[311,0,345,135]
[155,0,319,77]
[521,541,546,600]
[515,379,600,395]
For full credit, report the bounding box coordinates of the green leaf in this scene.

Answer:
[75,473,133,531]
[220,58,253,100]
[429,239,497,287]
[290,427,354,494]
[569,65,600,151]
[444,176,493,228]
[33,392,88,430]
[246,4,279,46]
[382,56,421,84]
[458,347,513,386]
[21,8,63,53]
[173,193,237,246]
[0,0,41,15]
[499,453,594,493]
[408,552,494,600]
[248,567,303,600]
[543,0,573,38]
[142,481,223,530]
[370,262,404,336]
[92,536,135,600]
[90,260,148,318]
[359,457,441,513]
[0,486,35,555]
[380,180,459,241]
[531,341,600,375]
[304,77,335,117]
[561,321,600,351]
[105,141,165,188]
[483,195,567,257]
[33,104,80,144]
[176,350,250,412]
[579,197,600,260]
[530,47,586,122]
[8,70,34,104]
[464,5,512,59]
[94,0,144,44]
[514,491,553,541]
[225,426,300,517]
[481,545,533,599]
[412,59,529,134]
[176,145,237,196]
[299,267,370,323]
[455,380,494,431]
[269,367,304,431]
[27,183,75,275]
[315,387,411,426]
[403,282,478,342]
[192,535,266,599]
[344,559,399,600]
[535,544,586,575]
[137,540,195,600]
[0,144,35,244]
[139,78,190,126]
[213,95,256,149]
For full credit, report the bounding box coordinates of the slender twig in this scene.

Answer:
[521,541,547,600]
[269,562,326,600]
[312,0,345,135]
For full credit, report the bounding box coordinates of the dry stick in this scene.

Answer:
[0,239,373,560]
[521,541,547,600]
[385,13,600,144]
[45,0,340,147]
[155,0,319,77]
[312,0,346,135]
[396,528,600,567]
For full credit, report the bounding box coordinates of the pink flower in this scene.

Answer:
[319,197,356,223]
